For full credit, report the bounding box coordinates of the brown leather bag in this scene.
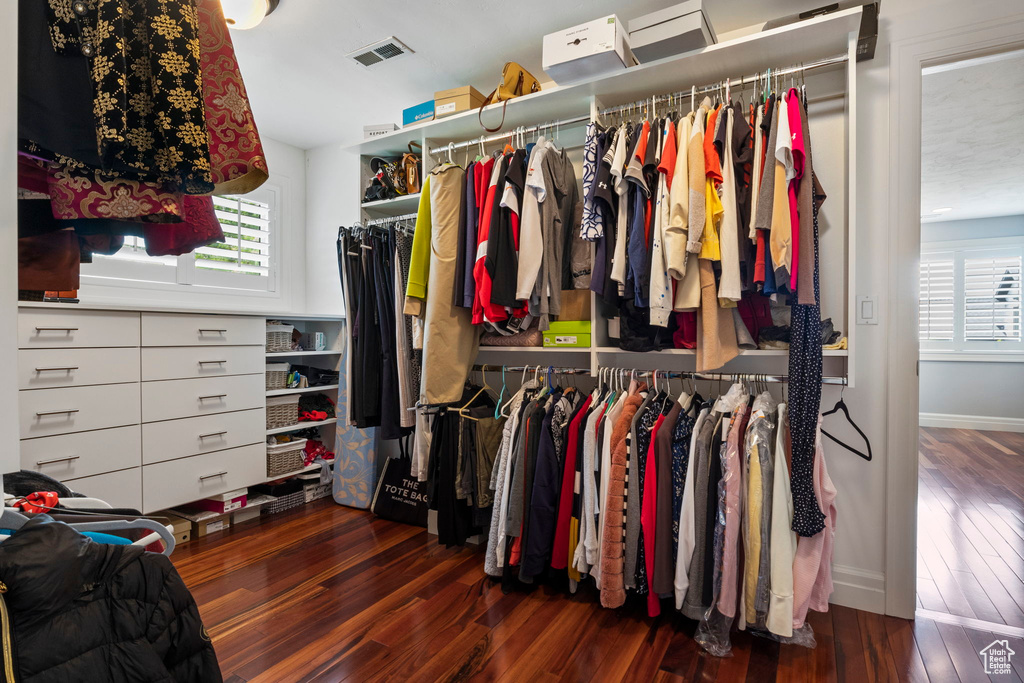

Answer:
[478,62,542,133]
[402,142,421,194]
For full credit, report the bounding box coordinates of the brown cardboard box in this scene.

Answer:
[558,289,592,321]
[192,514,231,537]
[153,514,192,545]
[433,86,485,118]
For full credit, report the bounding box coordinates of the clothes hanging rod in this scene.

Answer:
[363,212,417,226]
[607,369,847,386]
[598,53,849,117]
[473,364,590,375]
[428,114,591,155]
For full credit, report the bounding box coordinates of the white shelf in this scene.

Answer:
[266,418,338,435]
[266,384,339,397]
[266,350,343,357]
[361,193,421,216]
[344,7,861,155]
[263,460,334,483]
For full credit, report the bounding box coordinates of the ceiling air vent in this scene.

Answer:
[346,37,414,68]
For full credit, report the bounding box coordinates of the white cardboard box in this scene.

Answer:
[628,1,717,64]
[363,123,398,139]
[542,15,637,85]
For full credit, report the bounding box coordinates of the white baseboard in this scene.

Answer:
[830,564,886,614]
[919,412,1024,433]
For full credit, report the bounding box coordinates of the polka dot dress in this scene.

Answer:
[788,173,827,538]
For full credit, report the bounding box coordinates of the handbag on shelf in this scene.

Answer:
[478,61,542,133]
[402,142,422,194]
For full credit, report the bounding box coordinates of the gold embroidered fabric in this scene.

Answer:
[46,0,213,194]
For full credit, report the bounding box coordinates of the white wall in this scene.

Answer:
[919,215,1024,426]
[303,144,359,316]
[922,214,1024,242]
[77,136,309,315]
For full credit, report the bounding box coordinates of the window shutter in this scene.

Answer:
[197,196,271,276]
[963,254,1022,342]
[919,258,955,341]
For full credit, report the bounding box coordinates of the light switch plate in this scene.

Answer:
[856,295,878,325]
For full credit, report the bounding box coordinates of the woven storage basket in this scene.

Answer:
[266,324,294,353]
[266,394,300,429]
[266,362,290,390]
[266,438,307,478]
[261,490,306,515]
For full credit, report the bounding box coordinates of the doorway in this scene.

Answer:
[916,50,1024,636]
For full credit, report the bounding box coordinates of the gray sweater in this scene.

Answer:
[682,413,720,619]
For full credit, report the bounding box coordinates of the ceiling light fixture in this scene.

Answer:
[931,207,953,213]
[219,0,279,30]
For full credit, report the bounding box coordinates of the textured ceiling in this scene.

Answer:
[228,0,837,149]
[921,50,1024,223]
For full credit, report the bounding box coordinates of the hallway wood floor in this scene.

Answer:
[173,492,1024,682]
[918,427,1024,629]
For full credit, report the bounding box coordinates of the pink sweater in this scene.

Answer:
[792,418,837,627]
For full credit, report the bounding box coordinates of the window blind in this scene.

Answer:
[199,196,272,277]
[919,258,955,341]
[963,254,1022,342]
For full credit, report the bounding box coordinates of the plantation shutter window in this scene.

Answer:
[920,238,1024,353]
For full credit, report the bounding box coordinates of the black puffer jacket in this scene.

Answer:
[0,517,221,682]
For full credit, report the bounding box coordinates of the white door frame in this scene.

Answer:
[885,16,1024,618]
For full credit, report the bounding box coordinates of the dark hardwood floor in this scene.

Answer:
[918,427,1024,631]
[173,483,1024,682]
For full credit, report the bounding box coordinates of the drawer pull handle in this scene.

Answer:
[34,327,79,332]
[198,430,228,439]
[199,471,228,481]
[35,409,80,417]
[198,394,227,401]
[198,360,227,365]
[34,366,79,372]
[36,455,80,466]
[198,329,227,334]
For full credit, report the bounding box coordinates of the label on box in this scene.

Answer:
[555,335,577,345]
[221,499,243,513]
[206,520,226,533]
[436,101,457,115]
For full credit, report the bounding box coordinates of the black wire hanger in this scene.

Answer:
[820,391,872,461]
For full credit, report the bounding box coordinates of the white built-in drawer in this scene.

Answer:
[141,313,263,347]
[141,345,263,381]
[65,468,142,511]
[142,443,264,513]
[142,408,265,464]
[141,374,264,422]
[20,425,141,480]
[18,348,140,390]
[19,309,140,349]
[19,383,140,439]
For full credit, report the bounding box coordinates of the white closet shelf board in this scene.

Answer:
[266,350,342,357]
[361,193,421,216]
[573,7,861,108]
[20,301,343,320]
[345,7,861,155]
[266,418,337,435]
[266,384,339,397]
